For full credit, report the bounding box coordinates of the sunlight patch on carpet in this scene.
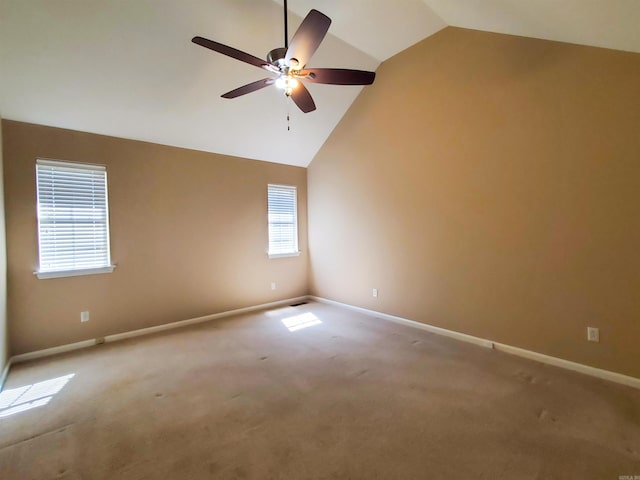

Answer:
[0,374,75,418]
[282,313,322,332]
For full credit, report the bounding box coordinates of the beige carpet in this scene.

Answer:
[1,301,639,479]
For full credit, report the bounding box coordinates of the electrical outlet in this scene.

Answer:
[271,282,276,290]
[587,327,599,342]
[372,288,378,298]
[81,311,90,323]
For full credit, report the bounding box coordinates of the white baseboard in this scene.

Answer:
[491,342,640,390]
[7,295,639,392]
[10,296,308,366]
[103,296,307,343]
[0,357,12,392]
[308,296,493,349]
[11,339,96,364]
[309,295,640,390]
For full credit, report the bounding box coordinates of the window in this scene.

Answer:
[35,159,114,279]
[268,184,299,258]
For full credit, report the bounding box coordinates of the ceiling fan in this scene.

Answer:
[191,0,376,113]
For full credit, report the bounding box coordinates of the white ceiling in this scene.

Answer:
[273,0,446,62]
[1,1,638,167]
[426,0,640,54]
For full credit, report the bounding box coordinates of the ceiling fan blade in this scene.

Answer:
[290,83,316,113]
[285,9,331,69]
[300,68,376,86]
[192,36,270,70]
[221,78,275,99]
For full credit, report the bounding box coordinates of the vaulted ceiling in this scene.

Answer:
[1,0,638,167]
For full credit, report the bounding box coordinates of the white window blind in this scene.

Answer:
[268,184,299,257]
[36,159,113,278]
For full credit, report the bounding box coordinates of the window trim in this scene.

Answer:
[268,251,301,259]
[267,184,300,258]
[35,265,115,280]
[34,158,115,279]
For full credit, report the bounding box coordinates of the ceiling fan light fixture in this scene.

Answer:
[276,76,299,94]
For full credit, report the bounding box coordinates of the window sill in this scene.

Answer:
[35,265,116,279]
[268,252,301,259]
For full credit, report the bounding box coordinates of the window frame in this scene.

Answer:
[34,158,115,279]
[267,184,300,259]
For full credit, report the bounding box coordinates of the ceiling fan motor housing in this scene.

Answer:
[267,48,288,67]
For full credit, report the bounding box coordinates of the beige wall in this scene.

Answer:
[308,28,640,378]
[0,117,8,380]
[3,120,308,354]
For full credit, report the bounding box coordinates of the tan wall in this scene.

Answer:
[0,118,8,378]
[3,120,308,354]
[308,28,640,378]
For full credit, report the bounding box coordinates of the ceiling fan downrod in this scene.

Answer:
[284,0,289,50]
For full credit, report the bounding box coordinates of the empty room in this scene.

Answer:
[1,0,639,478]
